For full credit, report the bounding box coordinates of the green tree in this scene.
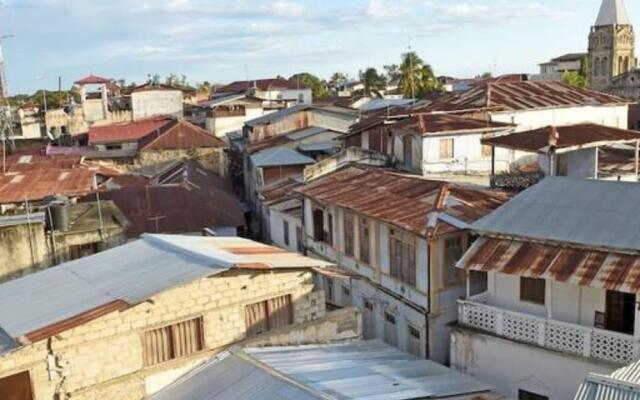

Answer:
[329,72,347,86]
[384,64,401,82]
[358,68,387,98]
[481,71,493,79]
[562,57,590,88]
[399,52,442,98]
[197,81,212,95]
[289,72,328,99]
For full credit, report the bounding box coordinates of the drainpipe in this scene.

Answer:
[425,239,432,360]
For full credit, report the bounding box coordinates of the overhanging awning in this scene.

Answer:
[457,237,640,294]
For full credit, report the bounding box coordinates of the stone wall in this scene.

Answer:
[137,148,227,177]
[0,269,323,400]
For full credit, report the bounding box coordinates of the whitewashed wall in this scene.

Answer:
[268,209,302,253]
[491,105,629,131]
[132,90,184,121]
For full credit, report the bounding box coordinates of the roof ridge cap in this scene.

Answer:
[141,234,236,269]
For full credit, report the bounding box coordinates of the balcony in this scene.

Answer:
[458,294,640,365]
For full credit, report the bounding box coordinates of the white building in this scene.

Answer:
[297,165,510,362]
[131,84,184,121]
[452,177,640,400]
[428,80,630,131]
[217,78,313,106]
[538,53,587,80]
[201,94,266,139]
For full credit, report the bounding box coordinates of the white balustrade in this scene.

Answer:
[458,299,638,365]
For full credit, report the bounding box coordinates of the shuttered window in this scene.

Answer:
[245,294,293,336]
[439,138,454,159]
[390,231,416,286]
[143,317,204,367]
[359,218,370,264]
[344,214,355,257]
[520,277,546,305]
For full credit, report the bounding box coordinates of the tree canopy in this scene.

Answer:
[399,51,443,98]
[289,72,328,99]
[562,57,589,89]
[358,68,387,98]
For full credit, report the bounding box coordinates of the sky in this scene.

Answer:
[1,0,639,94]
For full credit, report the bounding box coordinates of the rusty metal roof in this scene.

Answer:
[458,236,640,295]
[140,119,226,150]
[296,166,510,238]
[391,113,512,136]
[0,168,96,204]
[88,117,172,145]
[427,81,628,113]
[483,123,640,153]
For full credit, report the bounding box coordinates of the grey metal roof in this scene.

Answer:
[286,126,332,141]
[151,341,497,400]
[246,104,311,127]
[472,177,640,253]
[297,141,342,153]
[359,98,416,112]
[595,0,630,26]
[574,360,640,400]
[0,234,330,345]
[150,351,324,400]
[248,341,495,400]
[0,212,45,228]
[251,147,315,168]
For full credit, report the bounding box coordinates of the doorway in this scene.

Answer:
[605,291,636,335]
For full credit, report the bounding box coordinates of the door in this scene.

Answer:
[362,299,375,339]
[0,371,33,400]
[406,324,422,357]
[606,290,636,335]
[384,312,398,347]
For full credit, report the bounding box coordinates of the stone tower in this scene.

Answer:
[589,0,636,91]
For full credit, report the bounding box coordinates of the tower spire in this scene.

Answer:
[595,0,631,27]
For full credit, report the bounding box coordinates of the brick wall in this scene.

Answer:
[0,268,324,400]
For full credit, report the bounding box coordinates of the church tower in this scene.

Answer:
[588,0,636,91]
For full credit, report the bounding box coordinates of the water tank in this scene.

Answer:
[45,197,71,232]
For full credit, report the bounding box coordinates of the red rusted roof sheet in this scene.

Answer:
[89,118,173,145]
[483,123,640,153]
[0,168,96,203]
[391,113,512,136]
[74,75,111,85]
[296,166,510,237]
[459,236,640,294]
[140,120,226,150]
[428,81,628,113]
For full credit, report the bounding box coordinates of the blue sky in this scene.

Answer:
[2,0,639,94]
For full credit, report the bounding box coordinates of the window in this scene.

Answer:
[298,93,304,103]
[68,242,100,261]
[444,237,464,286]
[518,389,548,400]
[439,138,454,159]
[482,144,493,158]
[390,232,416,286]
[469,270,488,296]
[327,213,334,246]
[0,371,33,400]
[295,227,303,252]
[283,220,290,246]
[324,277,334,302]
[342,285,351,297]
[520,277,546,305]
[312,209,324,242]
[344,214,355,257]
[143,317,204,366]
[245,294,293,336]
[359,218,370,264]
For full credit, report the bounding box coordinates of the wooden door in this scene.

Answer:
[606,290,636,335]
[0,371,33,400]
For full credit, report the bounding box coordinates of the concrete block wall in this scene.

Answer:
[0,269,323,400]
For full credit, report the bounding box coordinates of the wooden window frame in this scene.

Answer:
[244,294,293,337]
[142,316,205,367]
[439,138,454,160]
[359,218,371,264]
[520,277,546,305]
[343,213,355,257]
[389,230,416,287]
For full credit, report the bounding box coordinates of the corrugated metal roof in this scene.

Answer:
[0,234,331,346]
[150,351,324,400]
[472,177,640,253]
[247,341,498,400]
[483,123,640,153]
[391,113,512,136]
[457,236,640,294]
[0,168,96,204]
[427,81,628,113]
[575,359,640,400]
[286,126,332,141]
[246,104,311,127]
[0,212,45,227]
[297,166,509,238]
[251,147,315,168]
[217,78,309,94]
[89,118,172,145]
[140,120,226,150]
[152,341,500,400]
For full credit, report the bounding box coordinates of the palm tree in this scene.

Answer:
[383,64,402,83]
[400,52,442,98]
[359,68,387,98]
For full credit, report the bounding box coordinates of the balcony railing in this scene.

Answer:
[458,296,640,365]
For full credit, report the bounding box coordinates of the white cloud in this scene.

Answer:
[271,0,304,17]
[366,0,412,20]
[437,2,566,22]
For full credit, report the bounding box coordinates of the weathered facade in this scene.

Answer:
[0,235,330,399]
